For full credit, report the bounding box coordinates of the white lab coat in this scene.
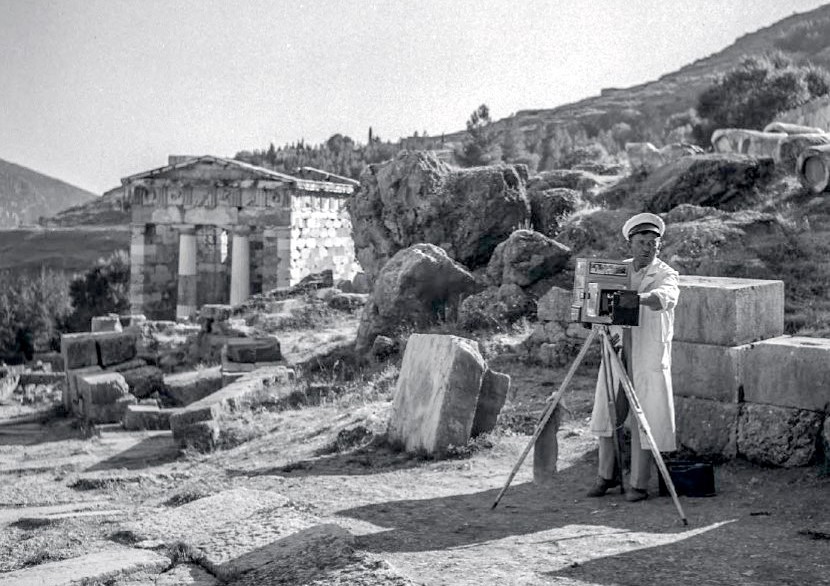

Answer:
[590,257,679,451]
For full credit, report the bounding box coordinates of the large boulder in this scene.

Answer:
[486,229,570,288]
[350,150,530,279]
[355,244,478,353]
[642,154,775,213]
[526,187,581,237]
[458,284,533,330]
[555,208,632,258]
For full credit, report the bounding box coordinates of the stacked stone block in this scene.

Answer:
[531,286,596,367]
[221,337,283,385]
[169,365,296,451]
[289,194,360,286]
[673,276,827,467]
[60,330,164,424]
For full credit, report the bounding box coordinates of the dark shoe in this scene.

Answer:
[625,487,649,502]
[586,477,621,497]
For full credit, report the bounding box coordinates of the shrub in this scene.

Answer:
[693,53,830,145]
[0,268,71,358]
[64,250,130,333]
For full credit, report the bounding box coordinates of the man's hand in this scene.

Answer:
[609,332,622,351]
[639,292,662,310]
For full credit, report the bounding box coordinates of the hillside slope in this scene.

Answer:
[0,158,97,227]
[437,4,830,153]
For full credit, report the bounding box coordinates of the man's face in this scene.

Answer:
[629,232,661,270]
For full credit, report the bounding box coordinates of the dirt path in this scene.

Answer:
[1,351,829,585]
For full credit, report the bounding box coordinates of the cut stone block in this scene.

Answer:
[123,404,177,431]
[0,547,169,586]
[224,337,282,363]
[164,366,224,406]
[64,365,103,415]
[675,396,739,459]
[389,334,487,455]
[743,336,830,411]
[671,341,748,402]
[120,365,165,399]
[738,403,823,467]
[106,358,148,372]
[91,315,123,333]
[77,372,131,423]
[95,332,137,367]
[61,333,98,369]
[18,371,65,386]
[471,369,511,436]
[169,366,295,451]
[675,276,784,346]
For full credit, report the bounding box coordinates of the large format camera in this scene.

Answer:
[570,258,640,327]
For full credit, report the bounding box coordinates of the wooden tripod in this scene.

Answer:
[491,325,688,526]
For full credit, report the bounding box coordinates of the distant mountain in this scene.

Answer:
[0,158,97,228]
[41,185,130,227]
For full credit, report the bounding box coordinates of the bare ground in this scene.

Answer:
[1,318,829,585]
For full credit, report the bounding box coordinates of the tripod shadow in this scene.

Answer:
[336,449,716,555]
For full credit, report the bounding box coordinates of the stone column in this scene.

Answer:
[176,225,198,320]
[230,225,251,306]
[129,223,147,315]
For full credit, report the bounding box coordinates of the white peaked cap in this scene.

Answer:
[622,212,665,241]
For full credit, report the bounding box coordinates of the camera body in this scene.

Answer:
[570,258,640,327]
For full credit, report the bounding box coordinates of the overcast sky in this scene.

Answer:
[1,0,828,194]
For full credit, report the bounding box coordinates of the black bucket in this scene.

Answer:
[658,461,716,497]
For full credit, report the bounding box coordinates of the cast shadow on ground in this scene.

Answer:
[226,440,431,478]
[85,433,180,471]
[0,410,85,446]
[335,449,727,554]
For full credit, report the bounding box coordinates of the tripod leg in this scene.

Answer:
[604,340,689,526]
[491,327,598,510]
[598,329,625,493]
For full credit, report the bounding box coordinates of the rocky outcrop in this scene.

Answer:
[350,150,530,280]
[457,230,570,330]
[643,154,775,213]
[625,142,703,172]
[355,244,477,353]
[526,169,600,196]
[661,205,787,276]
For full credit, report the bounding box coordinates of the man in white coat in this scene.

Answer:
[587,212,680,502]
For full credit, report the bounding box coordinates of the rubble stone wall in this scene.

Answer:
[289,194,360,286]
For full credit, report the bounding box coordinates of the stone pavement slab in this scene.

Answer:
[0,547,169,586]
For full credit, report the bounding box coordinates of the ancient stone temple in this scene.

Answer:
[124,155,359,320]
